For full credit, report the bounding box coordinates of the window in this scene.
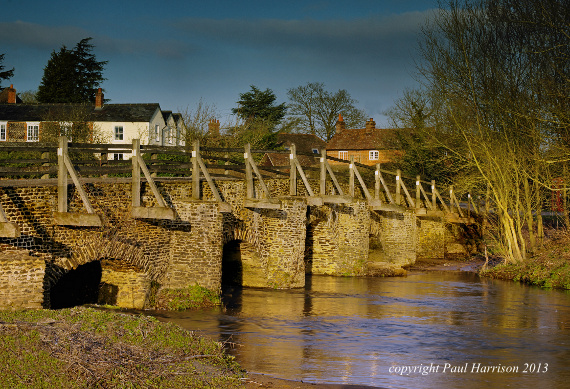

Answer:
[27,122,39,142]
[155,125,160,142]
[114,126,123,141]
[312,148,319,154]
[369,150,379,161]
[166,127,172,144]
[339,151,348,160]
[0,122,6,141]
[113,153,124,161]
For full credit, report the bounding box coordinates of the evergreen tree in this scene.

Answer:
[0,54,14,90]
[232,85,287,125]
[37,38,107,103]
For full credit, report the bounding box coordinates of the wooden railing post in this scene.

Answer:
[349,156,355,198]
[416,175,421,209]
[245,143,254,199]
[431,180,436,209]
[100,151,108,178]
[375,164,381,200]
[320,149,326,195]
[58,136,68,213]
[41,151,50,180]
[150,152,157,178]
[289,144,297,196]
[192,140,200,200]
[395,169,401,205]
[132,139,141,207]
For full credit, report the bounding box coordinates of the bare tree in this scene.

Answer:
[287,82,366,141]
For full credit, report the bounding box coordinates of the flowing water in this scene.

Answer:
[150,272,570,388]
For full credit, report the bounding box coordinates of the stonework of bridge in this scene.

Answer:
[0,177,474,311]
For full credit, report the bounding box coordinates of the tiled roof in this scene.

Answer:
[327,128,401,150]
[0,103,160,123]
[275,133,326,153]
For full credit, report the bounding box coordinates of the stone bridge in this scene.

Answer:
[0,138,479,310]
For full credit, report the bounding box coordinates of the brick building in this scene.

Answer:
[326,115,401,165]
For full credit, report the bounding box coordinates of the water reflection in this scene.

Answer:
[151,272,570,388]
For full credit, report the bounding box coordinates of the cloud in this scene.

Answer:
[0,21,195,59]
[174,10,435,66]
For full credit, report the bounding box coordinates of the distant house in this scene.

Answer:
[0,86,185,159]
[326,115,401,166]
[260,133,326,168]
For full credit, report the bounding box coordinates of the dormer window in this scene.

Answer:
[312,148,319,154]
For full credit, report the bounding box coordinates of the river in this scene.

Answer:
[150,272,570,388]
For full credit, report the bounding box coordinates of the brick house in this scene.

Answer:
[0,86,185,158]
[326,115,401,165]
[260,133,326,168]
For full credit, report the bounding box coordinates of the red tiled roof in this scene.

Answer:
[327,128,401,150]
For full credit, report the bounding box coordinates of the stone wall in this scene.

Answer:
[416,216,446,260]
[369,209,417,267]
[99,259,151,309]
[307,200,370,276]
[0,251,45,310]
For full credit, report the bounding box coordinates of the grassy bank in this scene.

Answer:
[481,232,570,290]
[0,307,244,388]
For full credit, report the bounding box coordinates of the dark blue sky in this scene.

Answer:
[1,0,440,127]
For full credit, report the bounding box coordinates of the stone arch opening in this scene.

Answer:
[49,261,102,309]
[222,240,243,288]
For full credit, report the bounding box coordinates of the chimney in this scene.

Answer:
[208,119,220,136]
[365,118,376,132]
[7,85,16,104]
[335,113,346,134]
[95,88,104,110]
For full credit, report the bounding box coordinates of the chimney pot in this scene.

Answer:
[335,113,346,135]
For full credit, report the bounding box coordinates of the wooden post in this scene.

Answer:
[132,139,141,207]
[58,136,68,213]
[449,186,455,214]
[349,156,355,198]
[320,149,326,195]
[100,151,108,178]
[431,180,436,209]
[375,164,381,200]
[415,175,421,209]
[224,153,230,175]
[192,140,200,200]
[245,143,254,199]
[289,144,297,196]
[395,169,401,205]
[150,152,157,178]
[41,151,50,180]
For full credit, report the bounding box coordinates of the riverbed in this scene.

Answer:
[150,272,570,388]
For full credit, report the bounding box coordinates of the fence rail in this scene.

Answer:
[0,138,478,223]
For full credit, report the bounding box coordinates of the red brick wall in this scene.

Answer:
[326,149,401,166]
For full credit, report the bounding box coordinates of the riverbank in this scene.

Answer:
[0,307,245,388]
[480,231,570,290]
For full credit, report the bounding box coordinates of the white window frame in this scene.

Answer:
[114,125,124,141]
[369,150,379,161]
[339,151,348,160]
[113,153,124,161]
[0,122,6,141]
[167,127,173,144]
[27,122,39,142]
[155,124,160,142]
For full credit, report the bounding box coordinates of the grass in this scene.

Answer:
[0,307,245,388]
[154,284,222,311]
[481,231,570,290]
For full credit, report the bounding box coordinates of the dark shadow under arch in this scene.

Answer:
[49,261,102,309]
